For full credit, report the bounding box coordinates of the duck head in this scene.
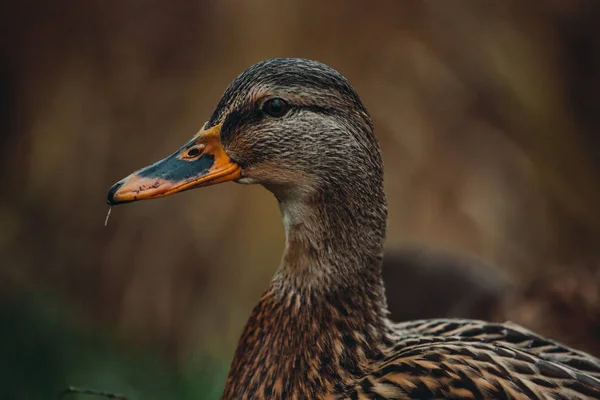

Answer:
[107,58,383,210]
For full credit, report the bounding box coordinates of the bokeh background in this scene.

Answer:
[2,0,600,399]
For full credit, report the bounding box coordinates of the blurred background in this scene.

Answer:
[1,0,600,398]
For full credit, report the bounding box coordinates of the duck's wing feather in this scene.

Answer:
[336,319,600,399]
[342,337,600,399]
[391,318,600,379]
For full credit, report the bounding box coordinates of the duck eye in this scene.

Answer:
[262,98,289,117]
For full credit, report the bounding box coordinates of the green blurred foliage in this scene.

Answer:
[0,293,227,400]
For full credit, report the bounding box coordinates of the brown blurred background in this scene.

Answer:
[2,0,600,398]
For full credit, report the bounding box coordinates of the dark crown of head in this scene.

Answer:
[207,58,367,128]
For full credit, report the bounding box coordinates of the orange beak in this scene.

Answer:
[107,123,241,205]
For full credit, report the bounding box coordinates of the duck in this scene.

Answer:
[107,58,600,399]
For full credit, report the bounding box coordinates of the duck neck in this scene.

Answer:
[276,188,388,294]
[223,186,391,399]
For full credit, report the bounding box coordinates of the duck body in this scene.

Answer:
[107,58,600,399]
[225,291,600,399]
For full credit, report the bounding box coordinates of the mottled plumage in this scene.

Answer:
[108,58,600,399]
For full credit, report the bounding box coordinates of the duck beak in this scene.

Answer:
[107,123,241,205]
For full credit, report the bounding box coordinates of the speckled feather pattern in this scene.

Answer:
[194,58,600,399]
[342,319,600,399]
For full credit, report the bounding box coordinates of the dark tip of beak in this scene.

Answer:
[107,181,125,205]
